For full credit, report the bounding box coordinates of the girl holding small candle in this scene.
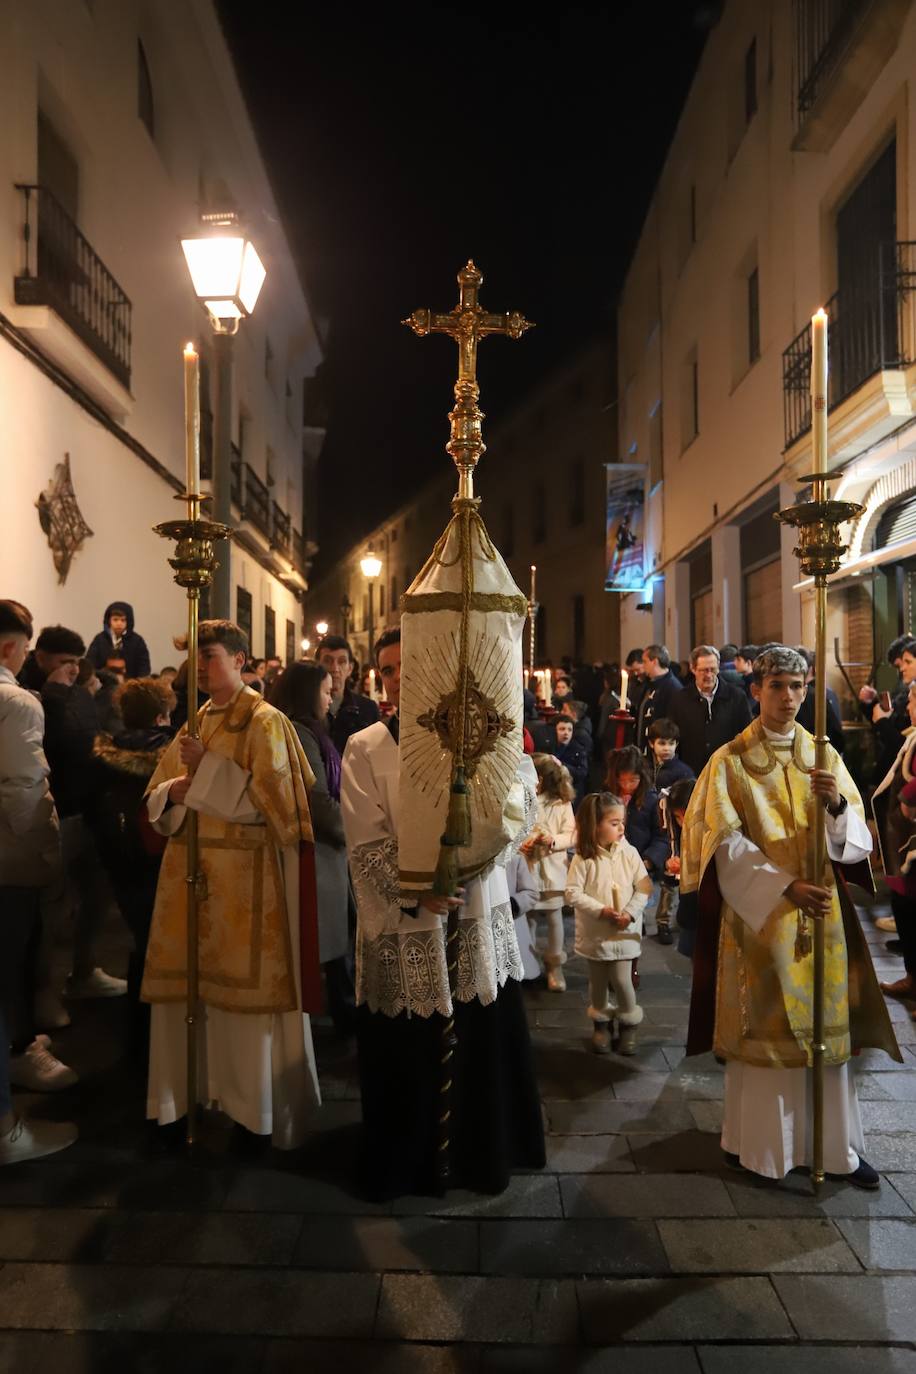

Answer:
[520,754,577,991]
[565,792,653,1055]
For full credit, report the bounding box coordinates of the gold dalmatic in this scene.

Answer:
[680,717,900,1069]
[398,262,533,895]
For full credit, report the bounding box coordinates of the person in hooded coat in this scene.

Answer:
[87,603,151,680]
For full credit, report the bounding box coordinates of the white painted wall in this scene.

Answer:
[0,0,322,667]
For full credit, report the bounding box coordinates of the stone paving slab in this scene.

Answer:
[863,1134,916,1171]
[625,1129,727,1172]
[0,1262,188,1332]
[480,1347,702,1373]
[391,1175,564,1219]
[0,1158,230,1211]
[774,1273,916,1340]
[263,1340,480,1373]
[545,1100,697,1136]
[887,1173,916,1210]
[658,1218,860,1272]
[292,1216,478,1273]
[837,1217,916,1269]
[862,1102,916,1132]
[545,1134,636,1173]
[577,1275,793,1342]
[169,1267,381,1338]
[697,1347,916,1374]
[222,1166,386,1215]
[856,1072,916,1100]
[375,1274,579,1344]
[724,1173,915,1218]
[560,1173,735,1219]
[0,1331,267,1374]
[479,1217,668,1275]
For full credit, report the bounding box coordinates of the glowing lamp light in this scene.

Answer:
[360,551,382,579]
[315,620,329,636]
[300,637,311,652]
[181,226,266,327]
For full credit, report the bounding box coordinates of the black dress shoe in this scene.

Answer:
[886,939,904,954]
[657,927,674,946]
[723,1150,746,1172]
[827,1157,880,1191]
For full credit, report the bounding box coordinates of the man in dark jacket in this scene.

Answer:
[317,634,379,759]
[668,644,752,778]
[860,634,916,784]
[637,644,683,747]
[19,625,126,1007]
[794,648,845,754]
[86,602,150,679]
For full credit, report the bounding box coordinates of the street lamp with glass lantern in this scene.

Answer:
[315,620,329,638]
[180,211,266,619]
[360,547,382,664]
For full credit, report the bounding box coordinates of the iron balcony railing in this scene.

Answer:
[782,241,916,449]
[230,443,242,506]
[13,184,132,388]
[243,463,270,537]
[794,0,867,124]
[292,528,305,574]
[272,501,291,555]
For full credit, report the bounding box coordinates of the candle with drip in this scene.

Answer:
[183,343,200,497]
[619,668,629,712]
[811,308,828,469]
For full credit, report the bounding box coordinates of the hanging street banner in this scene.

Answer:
[605,462,647,593]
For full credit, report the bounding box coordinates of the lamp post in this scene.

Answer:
[339,593,352,641]
[360,547,382,663]
[181,212,266,619]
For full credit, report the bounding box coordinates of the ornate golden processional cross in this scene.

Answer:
[403,260,533,498]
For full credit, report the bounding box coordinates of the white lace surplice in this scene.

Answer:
[341,720,536,1018]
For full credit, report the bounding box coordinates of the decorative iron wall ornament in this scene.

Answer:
[36,453,93,584]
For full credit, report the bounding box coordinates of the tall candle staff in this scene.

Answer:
[528,564,539,693]
[154,343,230,1149]
[776,307,861,1191]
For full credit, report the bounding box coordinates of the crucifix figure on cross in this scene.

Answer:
[403,260,534,499]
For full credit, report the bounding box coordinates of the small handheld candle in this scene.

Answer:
[619,668,629,711]
[612,885,621,914]
[183,342,200,498]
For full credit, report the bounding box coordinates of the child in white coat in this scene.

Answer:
[565,791,653,1054]
[521,754,577,992]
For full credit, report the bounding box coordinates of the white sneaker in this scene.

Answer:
[0,1116,77,1165]
[65,967,128,999]
[34,989,71,1030]
[9,1037,79,1091]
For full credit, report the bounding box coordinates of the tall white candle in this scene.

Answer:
[530,563,537,603]
[369,666,377,698]
[183,342,200,497]
[811,308,828,471]
[619,668,629,711]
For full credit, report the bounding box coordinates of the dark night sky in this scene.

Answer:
[217,3,713,576]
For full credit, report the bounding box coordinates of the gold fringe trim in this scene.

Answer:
[401,591,528,616]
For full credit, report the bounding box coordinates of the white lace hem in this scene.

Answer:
[356,901,524,1018]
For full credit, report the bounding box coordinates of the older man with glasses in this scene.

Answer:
[669,644,752,778]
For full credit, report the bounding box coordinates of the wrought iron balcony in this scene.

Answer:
[243,463,270,537]
[794,0,867,122]
[292,528,305,574]
[229,443,242,505]
[272,501,291,555]
[13,184,132,389]
[782,241,915,449]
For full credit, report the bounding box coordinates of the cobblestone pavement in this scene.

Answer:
[2,898,916,1373]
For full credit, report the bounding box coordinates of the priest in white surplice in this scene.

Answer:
[142,620,321,1148]
[682,645,900,1189]
[341,627,545,1201]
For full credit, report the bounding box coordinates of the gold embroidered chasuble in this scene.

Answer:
[681,716,898,1069]
[141,686,315,1015]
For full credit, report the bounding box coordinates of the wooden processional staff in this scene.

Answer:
[403,262,533,1183]
[776,309,862,1191]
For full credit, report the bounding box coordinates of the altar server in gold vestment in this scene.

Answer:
[682,645,900,1189]
[142,620,321,1148]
